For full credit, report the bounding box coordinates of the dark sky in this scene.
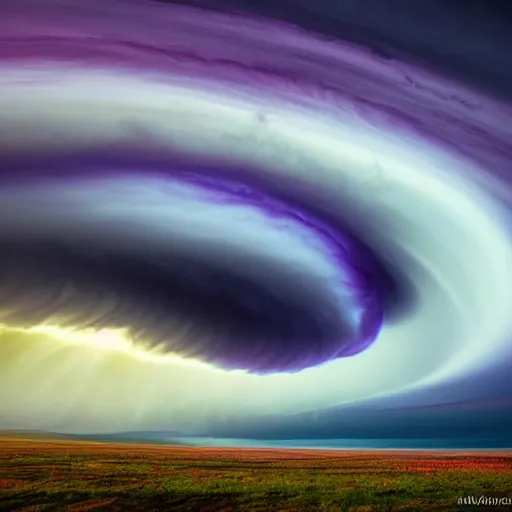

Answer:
[168,0,512,99]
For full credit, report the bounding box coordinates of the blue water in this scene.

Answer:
[170,437,512,450]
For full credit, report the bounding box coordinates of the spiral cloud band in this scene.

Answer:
[0,0,511,439]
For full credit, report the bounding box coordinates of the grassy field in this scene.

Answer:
[0,438,511,512]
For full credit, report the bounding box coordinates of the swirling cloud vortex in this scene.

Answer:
[0,0,511,433]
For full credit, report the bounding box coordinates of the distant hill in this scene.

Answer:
[0,429,193,446]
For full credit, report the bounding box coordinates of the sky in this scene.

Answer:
[0,0,511,447]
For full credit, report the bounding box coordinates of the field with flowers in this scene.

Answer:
[0,437,510,511]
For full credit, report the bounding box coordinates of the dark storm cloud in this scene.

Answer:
[0,0,511,443]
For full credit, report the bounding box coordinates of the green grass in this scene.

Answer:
[0,438,510,511]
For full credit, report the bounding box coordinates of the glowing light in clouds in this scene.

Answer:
[0,0,511,434]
